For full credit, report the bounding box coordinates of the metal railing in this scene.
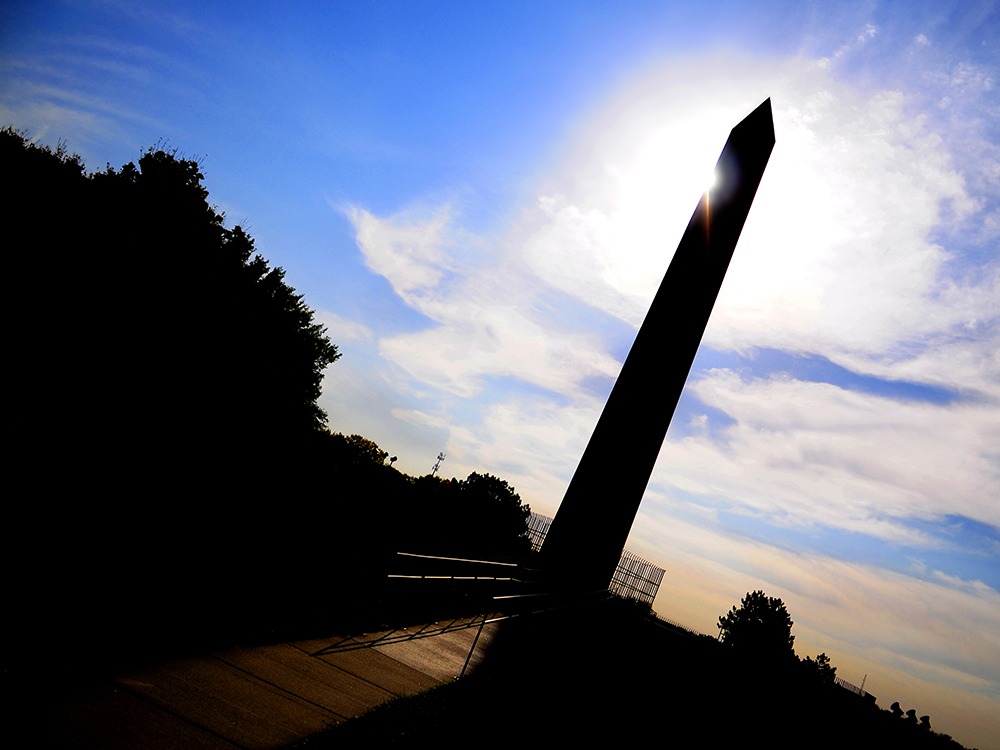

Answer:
[609,549,664,607]
[835,676,868,697]
[388,551,528,582]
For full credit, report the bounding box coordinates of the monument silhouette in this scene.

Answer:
[539,98,776,592]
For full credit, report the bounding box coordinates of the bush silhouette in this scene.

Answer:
[717,589,796,663]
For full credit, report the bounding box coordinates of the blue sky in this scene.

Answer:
[2,1,998,746]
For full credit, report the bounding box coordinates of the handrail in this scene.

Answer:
[395,551,519,567]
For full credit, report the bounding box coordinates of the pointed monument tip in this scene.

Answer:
[748,97,773,122]
[732,97,775,147]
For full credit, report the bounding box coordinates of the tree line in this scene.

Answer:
[713,590,969,748]
[2,129,532,672]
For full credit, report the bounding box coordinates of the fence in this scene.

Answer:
[835,676,875,703]
[609,549,665,606]
[526,512,553,552]
[526,513,664,608]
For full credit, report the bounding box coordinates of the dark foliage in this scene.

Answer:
[3,128,537,677]
[305,598,974,750]
[801,651,838,684]
[4,129,340,487]
[3,129,347,669]
[396,471,532,561]
[718,589,797,663]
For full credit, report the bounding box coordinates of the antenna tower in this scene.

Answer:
[431,452,446,475]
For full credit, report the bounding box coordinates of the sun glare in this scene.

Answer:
[706,166,719,194]
[577,102,733,298]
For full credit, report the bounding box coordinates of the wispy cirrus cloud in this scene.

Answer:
[333,35,999,749]
[348,205,452,302]
[341,52,999,541]
[653,369,1000,536]
[346,205,622,401]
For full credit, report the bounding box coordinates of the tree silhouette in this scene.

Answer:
[717,590,796,662]
[3,128,341,490]
[455,472,533,559]
[801,651,837,684]
[3,127,540,669]
[343,433,391,464]
[4,128,344,662]
[395,472,532,561]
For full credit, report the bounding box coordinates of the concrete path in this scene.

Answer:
[43,617,500,749]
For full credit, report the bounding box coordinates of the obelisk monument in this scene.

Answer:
[540,99,776,592]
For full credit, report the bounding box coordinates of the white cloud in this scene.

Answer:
[820,22,880,66]
[449,395,605,515]
[521,194,646,325]
[379,303,620,399]
[315,310,372,343]
[333,45,999,745]
[947,62,995,97]
[508,54,990,376]
[343,52,999,533]
[650,369,1000,536]
[708,88,980,358]
[859,24,878,43]
[347,205,451,302]
[347,201,624,401]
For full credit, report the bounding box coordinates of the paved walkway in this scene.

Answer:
[43,617,501,749]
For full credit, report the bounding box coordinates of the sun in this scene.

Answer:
[706,166,720,194]
[577,102,736,297]
[540,74,779,307]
